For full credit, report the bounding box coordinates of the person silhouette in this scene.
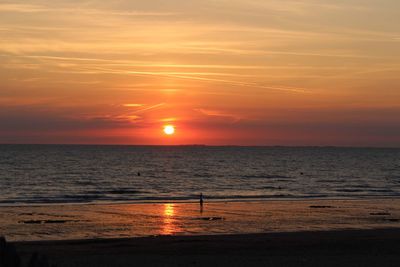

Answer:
[199,193,204,213]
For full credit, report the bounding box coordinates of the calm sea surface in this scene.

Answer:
[0,145,399,205]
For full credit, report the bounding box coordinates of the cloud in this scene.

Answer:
[195,108,242,123]
[131,103,165,113]
[123,103,144,107]
[0,4,48,13]
[0,3,176,16]
[88,114,141,124]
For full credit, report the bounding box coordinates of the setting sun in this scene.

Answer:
[163,125,175,135]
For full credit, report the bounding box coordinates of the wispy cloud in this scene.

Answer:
[131,103,166,114]
[123,103,144,107]
[159,117,177,122]
[0,3,176,16]
[195,108,242,123]
[0,4,48,13]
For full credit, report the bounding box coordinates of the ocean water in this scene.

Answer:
[0,145,399,205]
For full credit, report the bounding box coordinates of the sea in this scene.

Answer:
[0,145,399,205]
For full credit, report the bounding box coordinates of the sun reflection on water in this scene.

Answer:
[164,203,174,217]
[161,203,178,235]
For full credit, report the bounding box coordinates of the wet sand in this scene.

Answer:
[13,229,400,267]
[1,198,400,241]
[2,199,400,266]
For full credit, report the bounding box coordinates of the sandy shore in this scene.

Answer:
[12,228,400,267]
[1,198,400,241]
[2,199,400,266]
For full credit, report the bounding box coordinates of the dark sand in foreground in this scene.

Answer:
[13,229,400,267]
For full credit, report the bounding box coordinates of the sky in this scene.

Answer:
[0,0,399,146]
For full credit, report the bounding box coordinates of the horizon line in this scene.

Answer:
[0,143,399,149]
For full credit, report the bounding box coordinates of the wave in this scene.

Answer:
[1,145,400,206]
[2,192,400,206]
[85,189,146,195]
[241,175,291,179]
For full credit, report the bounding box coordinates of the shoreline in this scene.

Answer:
[11,228,400,267]
[2,195,400,208]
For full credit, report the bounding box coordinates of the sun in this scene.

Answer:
[163,125,175,135]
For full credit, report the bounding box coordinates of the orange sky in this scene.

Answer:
[0,0,399,146]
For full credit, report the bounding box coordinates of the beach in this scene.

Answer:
[2,199,400,266]
[2,199,400,241]
[12,229,400,267]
